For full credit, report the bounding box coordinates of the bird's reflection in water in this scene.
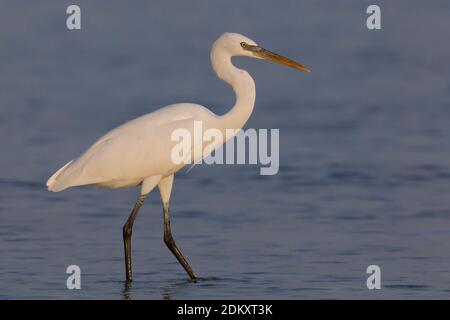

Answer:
[122,281,133,300]
[121,277,223,299]
[161,278,197,300]
[161,288,171,300]
[161,277,223,299]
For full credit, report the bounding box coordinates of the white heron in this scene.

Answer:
[47,33,310,281]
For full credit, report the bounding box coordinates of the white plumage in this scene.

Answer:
[47,103,217,193]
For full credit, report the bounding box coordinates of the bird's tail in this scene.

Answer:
[46,160,74,192]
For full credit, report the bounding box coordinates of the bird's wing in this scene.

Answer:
[47,103,216,192]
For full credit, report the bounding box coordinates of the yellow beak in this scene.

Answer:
[251,46,310,73]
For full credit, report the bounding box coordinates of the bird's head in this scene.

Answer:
[214,32,310,73]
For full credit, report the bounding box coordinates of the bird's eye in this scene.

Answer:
[240,42,247,48]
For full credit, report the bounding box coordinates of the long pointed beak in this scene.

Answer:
[251,46,310,73]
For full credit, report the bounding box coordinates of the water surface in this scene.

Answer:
[1,1,450,299]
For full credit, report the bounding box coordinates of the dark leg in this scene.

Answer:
[123,194,147,282]
[163,202,197,279]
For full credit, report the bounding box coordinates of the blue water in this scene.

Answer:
[1,0,450,299]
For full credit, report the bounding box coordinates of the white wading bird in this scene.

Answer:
[47,33,310,281]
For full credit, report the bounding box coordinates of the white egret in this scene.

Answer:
[47,33,310,281]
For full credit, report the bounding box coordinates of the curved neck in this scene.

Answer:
[211,46,256,131]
